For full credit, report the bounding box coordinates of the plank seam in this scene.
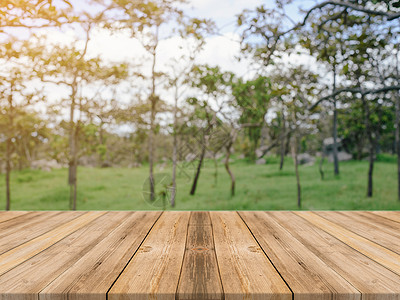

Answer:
[316,211,400,256]
[0,211,103,277]
[36,211,136,298]
[105,211,164,300]
[369,211,400,224]
[296,211,400,278]
[270,211,363,297]
[0,211,82,256]
[0,211,31,224]
[236,211,294,300]
[175,211,191,300]
[209,211,225,300]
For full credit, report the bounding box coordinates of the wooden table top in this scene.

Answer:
[0,211,399,300]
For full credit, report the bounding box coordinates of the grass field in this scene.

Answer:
[1,154,400,211]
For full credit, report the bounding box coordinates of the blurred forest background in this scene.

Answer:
[1,0,400,211]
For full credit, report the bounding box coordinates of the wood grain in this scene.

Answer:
[108,211,190,300]
[271,211,400,299]
[0,211,398,300]
[0,211,128,300]
[177,212,223,300]
[39,211,161,300]
[0,211,105,276]
[316,211,400,254]
[296,211,400,276]
[370,211,400,223]
[0,211,84,254]
[0,211,29,224]
[239,211,360,300]
[210,211,292,300]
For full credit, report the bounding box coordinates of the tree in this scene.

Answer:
[300,10,349,176]
[0,0,75,33]
[0,68,29,210]
[104,0,185,201]
[0,0,78,210]
[314,15,397,197]
[232,76,272,160]
[271,64,320,208]
[0,39,44,209]
[26,30,128,210]
[165,18,214,206]
[187,65,238,196]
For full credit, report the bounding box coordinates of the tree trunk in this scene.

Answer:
[5,85,14,211]
[5,137,11,211]
[225,143,235,197]
[367,142,374,198]
[356,139,364,160]
[213,155,218,186]
[319,151,325,180]
[285,131,291,156]
[190,136,206,196]
[68,86,77,210]
[361,94,374,197]
[395,90,400,201]
[148,39,158,202]
[332,67,340,176]
[171,89,178,207]
[149,103,155,201]
[24,139,32,166]
[396,47,400,201]
[279,111,286,170]
[291,136,301,209]
[375,107,383,155]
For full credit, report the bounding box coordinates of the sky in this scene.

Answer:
[60,0,316,76]
[4,0,320,129]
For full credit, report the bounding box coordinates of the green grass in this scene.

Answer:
[1,154,400,211]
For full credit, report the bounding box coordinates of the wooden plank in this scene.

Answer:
[39,211,161,300]
[108,211,190,300]
[0,211,105,276]
[176,212,223,300]
[295,211,400,276]
[339,211,400,235]
[0,212,54,244]
[0,211,131,300]
[356,211,400,230]
[239,211,360,300]
[0,211,30,224]
[210,211,291,300]
[270,211,400,299]
[370,211,400,223]
[0,211,85,254]
[316,211,400,254]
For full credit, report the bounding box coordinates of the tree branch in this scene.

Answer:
[309,84,400,110]
[303,1,400,22]
[270,0,400,41]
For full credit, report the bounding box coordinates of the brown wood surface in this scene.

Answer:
[210,211,291,300]
[316,211,400,254]
[275,211,400,299]
[108,211,190,300]
[0,211,116,300]
[40,211,161,300]
[0,211,84,255]
[0,211,29,224]
[296,211,400,276]
[239,211,360,300]
[177,212,223,300]
[370,211,400,223]
[0,210,399,300]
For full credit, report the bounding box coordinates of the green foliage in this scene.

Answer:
[232,76,272,159]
